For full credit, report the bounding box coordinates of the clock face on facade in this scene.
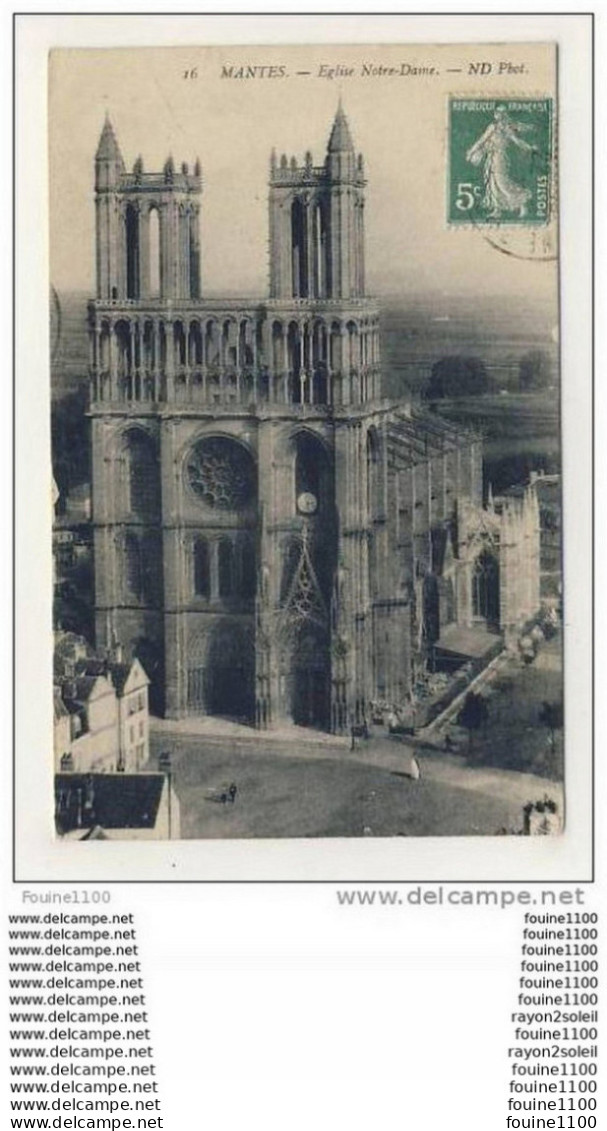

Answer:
[297,491,318,515]
[186,438,255,510]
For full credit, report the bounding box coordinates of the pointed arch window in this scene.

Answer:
[291,198,308,298]
[125,204,140,300]
[472,549,500,626]
[148,207,161,298]
[189,209,200,299]
[218,539,234,599]
[126,431,160,519]
[193,538,210,598]
[239,536,256,600]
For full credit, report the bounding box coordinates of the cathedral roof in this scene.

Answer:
[327,101,355,153]
[96,115,124,163]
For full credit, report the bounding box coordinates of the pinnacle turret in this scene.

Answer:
[327,100,354,154]
[95,114,124,165]
[95,115,125,191]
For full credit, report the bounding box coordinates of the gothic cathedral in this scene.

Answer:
[88,106,537,731]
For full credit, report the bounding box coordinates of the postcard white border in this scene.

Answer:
[13,12,593,882]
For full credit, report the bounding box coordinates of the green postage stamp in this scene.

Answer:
[448,98,553,226]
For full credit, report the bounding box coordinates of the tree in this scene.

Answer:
[425,356,489,400]
[457,691,489,754]
[519,349,552,391]
[538,700,564,754]
[51,385,90,504]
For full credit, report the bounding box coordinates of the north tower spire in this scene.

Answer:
[268,105,367,301]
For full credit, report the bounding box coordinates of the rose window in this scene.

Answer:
[186,438,255,509]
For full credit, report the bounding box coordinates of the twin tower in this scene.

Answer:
[88,106,394,729]
[95,103,367,309]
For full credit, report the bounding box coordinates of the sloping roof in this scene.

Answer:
[387,408,477,470]
[110,658,150,696]
[54,631,92,662]
[73,656,149,697]
[55,773,166,834]
[76,657,107,678]
[327,103,354,153]
[73,675,109,702]
[435,624,501,659]
[108,662,131,696]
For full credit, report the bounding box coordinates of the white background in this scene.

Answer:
[3,7,604,1131]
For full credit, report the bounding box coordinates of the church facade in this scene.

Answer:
[87,106,539,731]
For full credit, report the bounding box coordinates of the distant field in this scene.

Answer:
[50,288,561,487]
[51,288,559,401]
[381,291,558,398]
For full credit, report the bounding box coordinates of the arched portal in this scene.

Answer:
[472,549,500,628]
[288,625,331,730]
[205,622,255,720]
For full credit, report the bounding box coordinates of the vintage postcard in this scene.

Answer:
[44,40,572,854]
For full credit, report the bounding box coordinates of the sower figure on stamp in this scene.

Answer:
[466,105,538,219]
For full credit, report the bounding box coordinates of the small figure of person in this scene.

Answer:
[409,754,421,782]
[444,733,454,753]
[228,782,237,804]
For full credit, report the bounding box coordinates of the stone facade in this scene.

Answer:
[455,486,541,642]
[87,107,537,732]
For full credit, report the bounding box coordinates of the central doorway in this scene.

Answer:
[288,629,330,730]
[203,621,254,721]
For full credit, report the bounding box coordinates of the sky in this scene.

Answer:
[49,43,558,306]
